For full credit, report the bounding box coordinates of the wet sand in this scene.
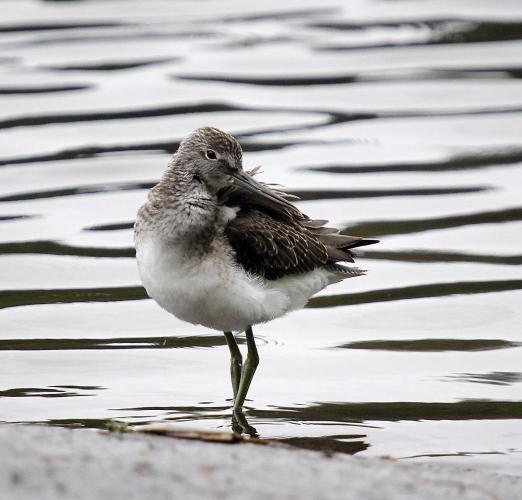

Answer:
[2,424,521,500]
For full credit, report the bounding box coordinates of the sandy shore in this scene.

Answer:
[1,424,521,500]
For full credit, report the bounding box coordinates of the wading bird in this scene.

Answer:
[134,127,377,416]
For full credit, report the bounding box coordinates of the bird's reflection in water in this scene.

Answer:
[231,407,370,454]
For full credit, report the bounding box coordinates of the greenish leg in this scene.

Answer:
[223,331,242,398]
[233,325,259,412]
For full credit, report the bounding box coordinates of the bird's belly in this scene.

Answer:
[135,236,316,332]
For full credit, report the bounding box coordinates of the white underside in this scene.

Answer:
[135,234,343,332]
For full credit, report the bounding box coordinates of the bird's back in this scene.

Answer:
[218,168,378,278]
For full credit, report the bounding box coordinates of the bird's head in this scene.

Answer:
[175,127,243,193]
[173,127,297,215]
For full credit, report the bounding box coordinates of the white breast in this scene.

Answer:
[135,231,336,332]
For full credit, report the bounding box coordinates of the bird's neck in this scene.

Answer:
[136,161,220,248]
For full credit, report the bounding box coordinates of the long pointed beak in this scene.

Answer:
[230,170,297,215]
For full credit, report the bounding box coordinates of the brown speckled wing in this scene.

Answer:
[225,208,378,280]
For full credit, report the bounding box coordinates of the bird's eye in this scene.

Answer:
[205,150,217,160]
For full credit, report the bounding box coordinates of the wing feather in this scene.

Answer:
[222,171,378,280]
[226,208,377,280]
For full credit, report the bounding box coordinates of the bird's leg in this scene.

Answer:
[233,325,259,412]
[223,331,242,398]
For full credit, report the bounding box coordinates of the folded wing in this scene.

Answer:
[226,208,378,280]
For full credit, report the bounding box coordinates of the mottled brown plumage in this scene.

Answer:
[218,164,378,280]
[226,204,377,280]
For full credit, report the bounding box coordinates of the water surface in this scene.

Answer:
[1,0,521,474]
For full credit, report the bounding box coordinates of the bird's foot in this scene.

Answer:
[232,409,258,438]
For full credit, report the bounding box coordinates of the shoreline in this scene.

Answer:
[1,424,521,500]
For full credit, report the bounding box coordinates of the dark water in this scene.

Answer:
[1,0,521,474]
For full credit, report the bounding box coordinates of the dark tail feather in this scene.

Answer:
[343,238,379,250]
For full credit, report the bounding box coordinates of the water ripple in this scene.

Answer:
[308,280,522,308]
[344,207,522,237]
[338,339,519,352]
